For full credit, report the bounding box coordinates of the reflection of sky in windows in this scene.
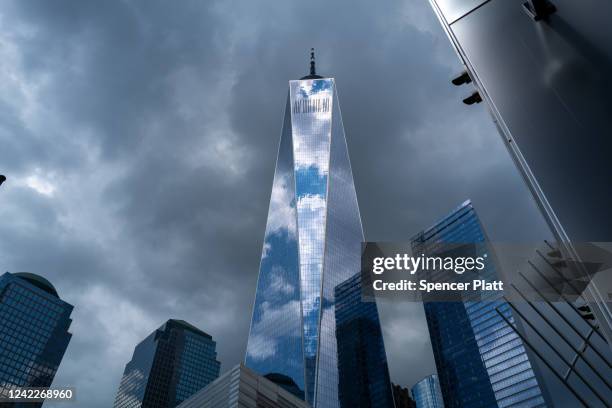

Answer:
[298,78,332,98]
[291,78,333,400]
[295,166,327,197]
[415,202,546,408]
[245,96,305,392]
[0,274,73,401]
[246,78,370,407]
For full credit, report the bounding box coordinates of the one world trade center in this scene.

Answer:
[245,51,393,408]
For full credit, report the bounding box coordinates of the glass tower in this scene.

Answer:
[113,319,220,408]
[245,57,388,408]
[334,273,395,408]
[0,272,73,408]
[411,201,548,408]
[411,374,444,408]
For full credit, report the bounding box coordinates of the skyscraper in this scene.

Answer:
[411,201,548,408]
[411,375,444,408]
[113,319,220,408]
[176,364,310,408]
[245,51,390,408]
[334,273,395,408]
[0,272,73,408]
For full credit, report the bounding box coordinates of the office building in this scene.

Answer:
[392,383,417,408]
[426,0,612,341]
[176,364,310,408]
[245,51,391,407]
[411,201,548,407]
[113,319,220,408]
[0,272,73,408]
[411,375,444,408]
[334,273,395,408]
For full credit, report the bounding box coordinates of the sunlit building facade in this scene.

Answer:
[113,319,220,408]
[245,62,389,408]
[411,374,444,408]
[411,201,548,408]
[0,272,73,408]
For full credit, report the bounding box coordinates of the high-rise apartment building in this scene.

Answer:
[113,319,220,408]
[411,201,548,408]
[0,272,73,408]
[245,52,392,408]
[411,375,444,408]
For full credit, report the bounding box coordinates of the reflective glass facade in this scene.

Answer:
[411,374,444,408]
[411,201,548,408]
[0,272,73,408]
[246,77,388,408]
[113,319,220,408]
[334,273,394,408]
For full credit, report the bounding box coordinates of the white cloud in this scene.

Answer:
[245,333,278,361]
[297,194,327,263]
[246,300,301,361]
[264,172,297,237]
[267,266,295,296]
[24,173,56,196]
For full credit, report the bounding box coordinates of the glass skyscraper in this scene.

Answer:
[113,319,220,408]
[0,272,73,408]
[411,200,548,408]
[411,374,444,408]
[245,56,390,408]
[334,273,395,408]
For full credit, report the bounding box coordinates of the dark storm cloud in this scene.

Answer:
[0,0,551,406]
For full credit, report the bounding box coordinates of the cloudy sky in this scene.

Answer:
[0,1,552,406]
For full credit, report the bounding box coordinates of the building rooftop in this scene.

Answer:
[13,272,59,298]
[165,319,213,340]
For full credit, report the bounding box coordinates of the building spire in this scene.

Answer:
[300,48,323,80]
[310,48,316,76]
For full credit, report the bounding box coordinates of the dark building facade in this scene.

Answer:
[334,273,395,408]
[426,0,612,342]
[245,57,392,407]
[411,201,548,408]
[0,272,73,407]
[113,319,220,408]
[392,383,417,408]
